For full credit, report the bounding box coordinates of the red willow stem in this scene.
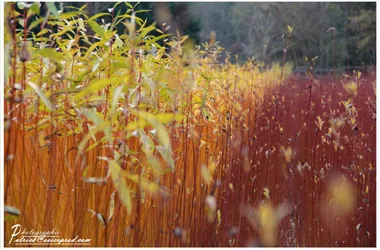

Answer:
[21,5,29,173]
[5,3,18,162]
[4,2,19,219]
[303,74,314,162]
[123,16,136,171]
[104,11,115,119]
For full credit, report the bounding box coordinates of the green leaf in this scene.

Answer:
[109,160,132,214]
[87,19,106,40]
[89,13,111,21]
[135,10,151,14]
[136,25,156,44]
[28,17,44,31]
[29,2,40,16]
[46,2,58,18]
[27,81,56,111]
[110,61,129,71]
[125,2,134,9]
[18,18,24,27]
[145,34,170,46]
[79,4,88,12]
[36,29,50,37]
[17,2,25,9]
[60,11,80,19]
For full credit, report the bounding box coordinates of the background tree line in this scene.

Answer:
[189,2,375,69]
[14,2,375,69]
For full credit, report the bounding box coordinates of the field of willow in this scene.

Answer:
[3,2,376,247]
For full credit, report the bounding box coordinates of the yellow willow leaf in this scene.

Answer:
[258,202,290,247]
[201,165,211,185]
[128,109,169,143]
[217,209,221,225]
[35,48,66,61]
[125,120,150,131]
[155,113,185,123]
[27,81,56,111]
[74,77,124,100]
[280,146,293,163]
[258,203,275,232]
[128,109,176,170]
[123,172,160,194]
[88,12,111,22]
[59,11,81,20]
[78,121,110,154]
[199,140,207,149]
[87,19,107,40]
[108,191,116,222]
[243,201,290,247]
[110,85,123,116]
[84,41,102,58]
[28,17,44,31]
[315,116,324,131]
[287,25,292,33]
[109,160,132,215]
[208,161,217,176]
[156,146,174,171]
[350,117,356,125]
[342,99,352,110]
[263,187,270,199]
[343,81,358,97]
[38,131,46,147]
[84,140,101,153]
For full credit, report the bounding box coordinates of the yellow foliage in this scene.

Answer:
[343,81,358,97]
[280,146,293,163]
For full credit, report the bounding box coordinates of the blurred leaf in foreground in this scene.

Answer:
[321,175,356,232]
[109,160,132,215]
[242,201,291,247]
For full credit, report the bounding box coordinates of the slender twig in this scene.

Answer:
[327,27,337,78]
